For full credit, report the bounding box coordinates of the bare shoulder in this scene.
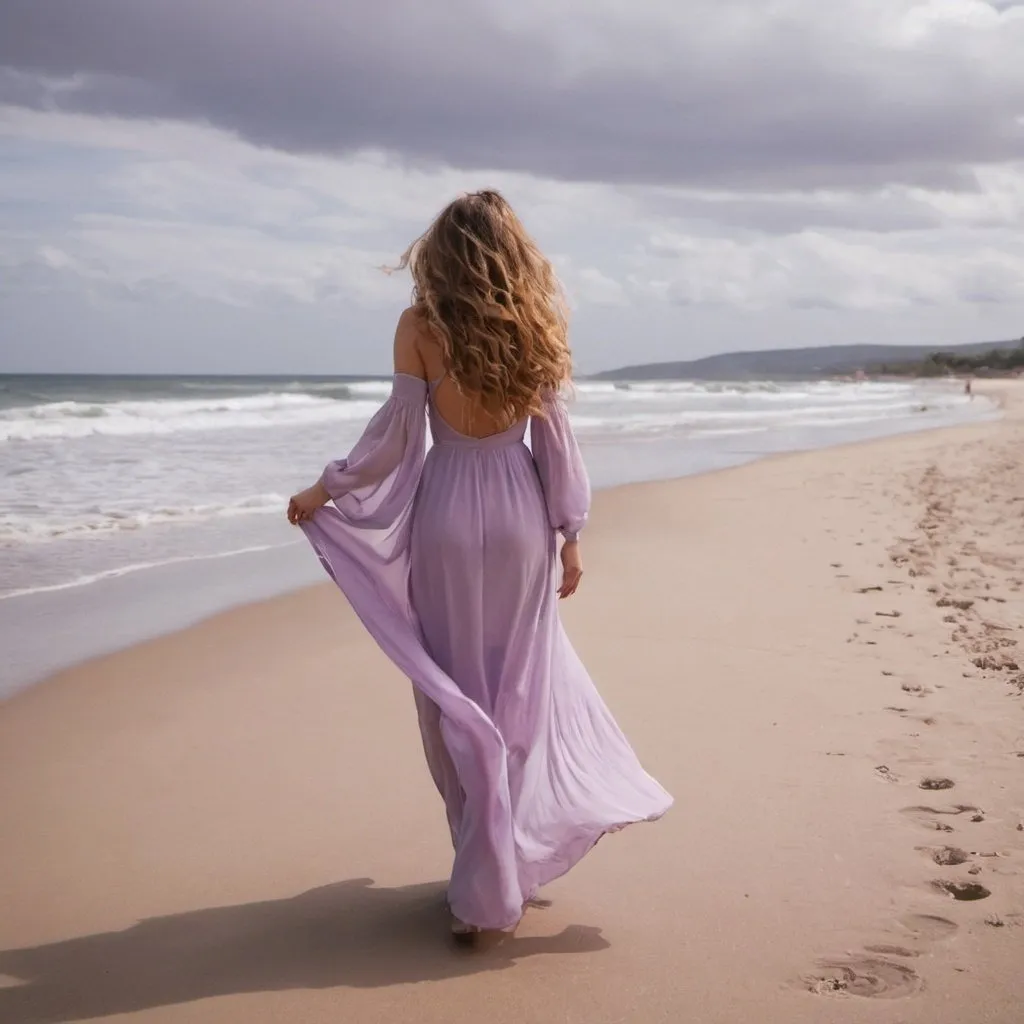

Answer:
[393,306,429,379]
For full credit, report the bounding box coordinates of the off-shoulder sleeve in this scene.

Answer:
[530,390,591,542]
[316,372,427,529]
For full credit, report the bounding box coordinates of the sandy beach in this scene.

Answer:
[1,382,1022,1024]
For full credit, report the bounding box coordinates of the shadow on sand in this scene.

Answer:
[0,877,609,1023]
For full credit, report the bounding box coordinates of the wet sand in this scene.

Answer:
[1,381,1022,1023]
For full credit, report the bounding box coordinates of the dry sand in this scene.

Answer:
[1,382,1023,1023]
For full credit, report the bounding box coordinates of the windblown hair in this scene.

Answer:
[397,190,572,421]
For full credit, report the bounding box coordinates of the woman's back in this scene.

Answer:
[413,320,521,441]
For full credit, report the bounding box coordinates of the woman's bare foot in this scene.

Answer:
[444,892,480,938]
[449,914,479,936]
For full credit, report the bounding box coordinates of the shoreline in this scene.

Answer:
[1,382,1022,1022]
[1,385,1000,699]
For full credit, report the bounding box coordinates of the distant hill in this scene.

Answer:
[594,340,1021,381]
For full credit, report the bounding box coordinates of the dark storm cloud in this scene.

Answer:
[1,0,1022,190]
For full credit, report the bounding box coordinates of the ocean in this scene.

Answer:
[0,372,996,696]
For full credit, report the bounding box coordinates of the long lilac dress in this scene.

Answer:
[299,373,672,929]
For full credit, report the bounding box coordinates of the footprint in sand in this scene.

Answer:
[863,943,920,958]
[919,777,955,790]
[801,957,923,998]
[930,880,991,901]
[899,913,958,941]
[919,845,969,866]
[900,804,979,831]
[985,913,1024,929]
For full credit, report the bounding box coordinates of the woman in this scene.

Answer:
[287,190,671,937]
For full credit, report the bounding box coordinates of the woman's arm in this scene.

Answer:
[287,311,428,524]
[393,306,429,381]
[531,389,591,598]
[531,390,590,541]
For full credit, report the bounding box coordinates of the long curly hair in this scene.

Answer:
[397,190,572,421]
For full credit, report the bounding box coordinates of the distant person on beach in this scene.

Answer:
[965,377,973,399]
[286,190,671,939]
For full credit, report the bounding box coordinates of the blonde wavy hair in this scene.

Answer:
[397,190,572,421]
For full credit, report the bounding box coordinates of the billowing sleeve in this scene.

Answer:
[530,389,591,542]
[316,372,427,530]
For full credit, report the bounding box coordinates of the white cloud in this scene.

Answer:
[0,106,642,310]
[633,227,1024,311]
[45,214,407,308]
[2,91,1024,372]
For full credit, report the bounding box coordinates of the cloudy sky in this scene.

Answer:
[2,0,1024,375]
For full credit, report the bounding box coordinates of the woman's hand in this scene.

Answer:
[558,539,583,599]
[287,482,330,525]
